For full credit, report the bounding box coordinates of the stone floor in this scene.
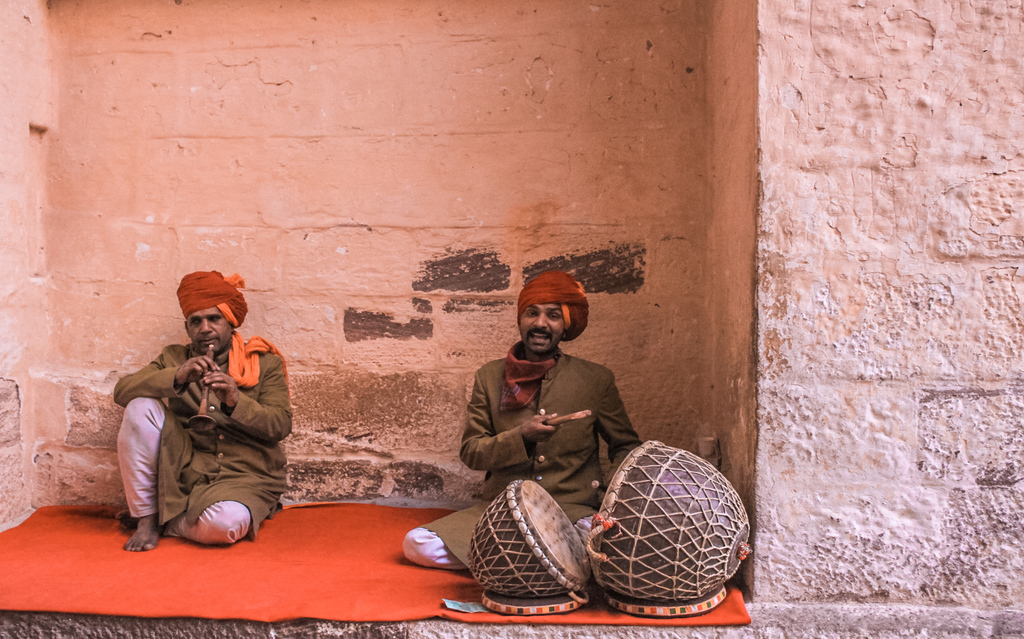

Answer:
[1,603,1021,639]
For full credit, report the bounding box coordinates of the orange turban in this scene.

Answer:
[176,271,288,390]
[517,270,589,341]
[177,271,249,327]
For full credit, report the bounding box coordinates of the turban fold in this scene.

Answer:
[517,270,589,341]
[177,271,249,327]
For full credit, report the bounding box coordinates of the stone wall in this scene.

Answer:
[757,0,1024,609]
[0,0,51,527]
[1,602,1022,638]
[8,0,1021,628]
[27,0,755,516]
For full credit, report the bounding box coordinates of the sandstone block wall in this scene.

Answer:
[8,0,1019,621]
[17,0,760,529]
[757,0,1024,608]
[0,0,51,528]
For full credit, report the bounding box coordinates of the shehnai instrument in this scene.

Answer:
[187,343,217,432]
[586,440,751,617]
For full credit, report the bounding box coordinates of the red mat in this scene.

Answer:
[0,504,749,625]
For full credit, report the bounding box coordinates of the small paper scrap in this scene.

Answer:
[443,598,489,613]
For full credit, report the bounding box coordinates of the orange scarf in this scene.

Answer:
[217,303,289,390]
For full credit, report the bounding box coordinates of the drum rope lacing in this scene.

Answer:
[586,441,752,602]
[505,482,588,599]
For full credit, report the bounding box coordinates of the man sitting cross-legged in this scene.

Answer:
[403,270,642,569]
[114,271,292,552]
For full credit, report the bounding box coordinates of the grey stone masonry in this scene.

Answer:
[0,604,1022,638]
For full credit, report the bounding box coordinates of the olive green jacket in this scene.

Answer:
[425,351,641,564]
[113,344,292,537]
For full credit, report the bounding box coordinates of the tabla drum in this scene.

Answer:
[468,480,590,614]
[585,441,751,617]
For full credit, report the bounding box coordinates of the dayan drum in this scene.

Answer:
[468,480,591,614]
[586,441,751,617]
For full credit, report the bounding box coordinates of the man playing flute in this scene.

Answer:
[114,271,292,552]
[404,270,642,568]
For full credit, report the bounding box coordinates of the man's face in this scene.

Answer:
[185,307,233,356]
[518,303,566,362]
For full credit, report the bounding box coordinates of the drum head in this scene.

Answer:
[605,586,728,618]
[482,589,587,616]
[518,481,591,587]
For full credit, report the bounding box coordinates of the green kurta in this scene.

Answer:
[425,352,641,564]
[113,344,292,538]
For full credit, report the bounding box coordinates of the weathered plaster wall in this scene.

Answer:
[758,0,1024,609]
[0,0,51,527]
[27,0,747,515]
[705,0,759,592]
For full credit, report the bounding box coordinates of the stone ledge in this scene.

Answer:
[0,603,1021,639]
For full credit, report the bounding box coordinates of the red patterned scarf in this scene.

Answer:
[500,343,558,411]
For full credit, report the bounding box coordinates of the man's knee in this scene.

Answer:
[191,501,251,545]
[403,527,466,570]
[119,398,165,441]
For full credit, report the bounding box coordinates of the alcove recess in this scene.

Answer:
[46,0,757,592]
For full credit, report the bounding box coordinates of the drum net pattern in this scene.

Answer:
[468,481,581,598]
[594,442,749,602]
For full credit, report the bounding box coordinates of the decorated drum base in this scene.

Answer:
[482,590,588,616]
[605,585,728,618]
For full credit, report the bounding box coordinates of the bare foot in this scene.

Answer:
[124,514,163,552]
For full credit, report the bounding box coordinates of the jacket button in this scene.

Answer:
[219,434,225,440]
[217,453,224,459]
[537,455,546,463]
[210,406,216,412]
[591,480,600,488]
[536,476,543,481]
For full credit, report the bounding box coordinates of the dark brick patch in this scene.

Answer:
[343,309,433,342]
[389,460,446,499]
[977,461,1023,487]
[411,297,433,313]
[284,459,454,503]
[412,249,510,293]
[285,459,384,501]
[441,299,515,313]
[523,243,646,294]
[920,387,1004,403]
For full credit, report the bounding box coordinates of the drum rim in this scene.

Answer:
[604,585,729,618]
[481,589,587,616]
[509,480,589,593]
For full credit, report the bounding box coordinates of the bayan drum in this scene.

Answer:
[468,480,590,614]
[586,441,751,617]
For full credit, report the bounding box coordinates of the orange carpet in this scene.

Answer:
[0,504,750,625]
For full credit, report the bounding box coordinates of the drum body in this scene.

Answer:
[468,480,591,599]
[589,441,750,603]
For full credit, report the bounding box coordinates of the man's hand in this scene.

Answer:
[174,354,219,387]
[521,412,558,443]
[201,370,240,408]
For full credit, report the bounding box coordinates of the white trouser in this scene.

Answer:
[117,397,251,545]
[403,515,593,570]
[403,527,468,570]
